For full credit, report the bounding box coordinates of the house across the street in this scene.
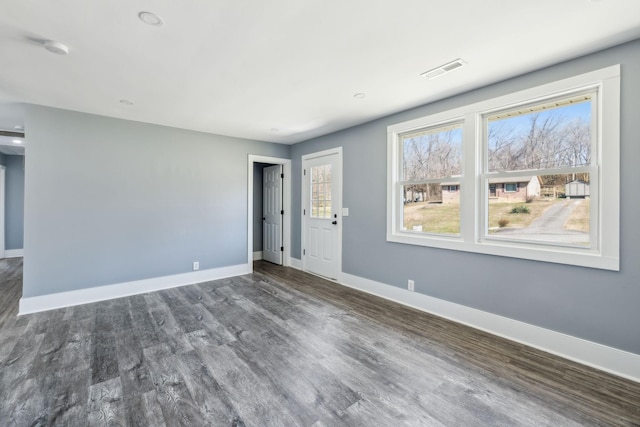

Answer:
[438,176,541,204]
[487,176,541,202]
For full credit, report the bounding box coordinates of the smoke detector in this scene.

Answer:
[44,40,69,55]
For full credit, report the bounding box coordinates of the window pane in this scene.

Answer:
[487,95,591,172]
[505,183,517,192]
[402,184,460,235]
[487,173,590,246]
[402,124,463,180]
[310,164,332,219]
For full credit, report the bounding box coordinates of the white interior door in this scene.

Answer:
[263,164,283,265]
[303,149,342,280]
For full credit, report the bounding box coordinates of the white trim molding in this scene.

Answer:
[301,147,343,282]
[247,155,292,272]
[340,272,640,384]
[387,65,620,271]
[19,263,251,315]
[288,257,302,270]
[3,249,24,258]
[253,251,263,261]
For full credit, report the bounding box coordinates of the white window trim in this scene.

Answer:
[387,65,620,271]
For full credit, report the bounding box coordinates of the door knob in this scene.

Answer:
[332,220,338,225]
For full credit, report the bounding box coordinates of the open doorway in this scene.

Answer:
[247,155,291,271]
[0,136,25,260]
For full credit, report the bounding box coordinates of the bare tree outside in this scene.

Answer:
[487,99,591,179]
[400,126,463,234]
[402,127,462,203]
[486,98,593,245]
[398,97,593,242]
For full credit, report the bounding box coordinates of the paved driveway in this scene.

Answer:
[494,199,589,244]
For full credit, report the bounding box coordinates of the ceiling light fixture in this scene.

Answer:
[138,11,164,26]
[44,40,69,55]
[12,139,22,144]
[421,58,465,80]
[354,93,366,99]
[119,99,134,106]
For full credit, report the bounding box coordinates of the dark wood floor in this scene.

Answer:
[1,258,639,426]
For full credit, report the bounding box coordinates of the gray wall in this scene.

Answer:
[5,155,24,250]
[252,162,271,252]
[290,39,640,355]
[23,105,289,298]
[0,153,5,165]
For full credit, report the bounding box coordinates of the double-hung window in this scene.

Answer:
[398,122,463,235]
[387,65,620,270]
[482,92,596,248]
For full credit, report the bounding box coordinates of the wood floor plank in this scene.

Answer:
[2,375,53,426]
[116,326,155,397]
[0,259,23,330]
[1,332,45,398]
[185,303,237,346]
[172,349,241,425]
[146,305,195,355]
[47,369,90,426]
[91,330,119,385]
[125,295,160,349]
[87,376,126,426]
[143,344,206,426]
[1,259,639,426]
[195,342,305,426]
[28,320,70,378]
[338,396,447,427]
[61,317,94,374]
[121,389,168,427]
[140,391,168,427]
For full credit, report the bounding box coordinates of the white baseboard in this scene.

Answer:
[289,257,302,270]
[3,249,23,258]
[253,251,263,261]
[19,263,251,315]
[17,257,639,382]
[340,272,640,384]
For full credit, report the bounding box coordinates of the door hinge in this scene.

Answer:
[280,246,284,252]
[281,209,284,215]
[303,208,306,215]
[303,249,306,255]
[281,173,284,179]
[304,169,306,176]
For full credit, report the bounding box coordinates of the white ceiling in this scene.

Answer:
[0,141,25,156]
[1,0,639,145]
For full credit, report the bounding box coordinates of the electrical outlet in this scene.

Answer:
[193,261,199,271]
[408,279,414,291]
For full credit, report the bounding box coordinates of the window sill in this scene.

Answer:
[387,231,618,271]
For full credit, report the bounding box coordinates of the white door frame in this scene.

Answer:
[301,147,343,282]
[247,155,291,271]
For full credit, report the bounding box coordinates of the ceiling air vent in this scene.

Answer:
[421,59,465,80]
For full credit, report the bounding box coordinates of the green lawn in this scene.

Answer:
[564,198,590,232]
[403,199,566,234]
[403,202,460,234]
[487,199,562,230]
